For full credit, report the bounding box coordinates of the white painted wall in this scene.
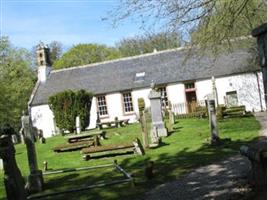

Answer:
[88,97,97,129]
[38,66,51,83]
[195,72,265,111]
[31,105,56,138]
[167,83,186,104]
[196,79,212,101]
[132,88,151,117]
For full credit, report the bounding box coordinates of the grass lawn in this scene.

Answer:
[0,116,261,200]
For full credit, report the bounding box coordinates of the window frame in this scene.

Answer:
[96,95,109,118]
[122,92,134,114]
[158,86,169,108]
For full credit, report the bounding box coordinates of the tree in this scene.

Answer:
[49,41,63,66]
[49,90,93,132]
[0,37,36,131]
[116,31,181,57]
[110,0,267,52]
[53,44,121,69]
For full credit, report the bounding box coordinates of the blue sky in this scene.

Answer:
[1,0,149,49]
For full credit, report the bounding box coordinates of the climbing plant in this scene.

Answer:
[49,89,93,133]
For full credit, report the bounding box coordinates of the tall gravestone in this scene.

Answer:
[76,115,81,134]
[0,134,27,200]
[21,113,43,193]
[252,23,267,107]
[148,83,168,142]
[207,100,220,145]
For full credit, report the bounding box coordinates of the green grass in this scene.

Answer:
[0,116,261,200]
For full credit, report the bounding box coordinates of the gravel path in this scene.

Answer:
[143,113,267,200]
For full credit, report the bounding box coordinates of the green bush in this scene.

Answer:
[49,89,93,133]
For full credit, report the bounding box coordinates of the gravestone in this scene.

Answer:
[76,116,81,134]
[148,82,168,140]
[252,23,267,107]
[0,134,27,200]
[207,100,220,145]
[21,113,43,193]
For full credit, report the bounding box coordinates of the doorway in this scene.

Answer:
[186,91,197,113]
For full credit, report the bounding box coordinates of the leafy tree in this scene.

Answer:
[49,89,93,132]
[110,0,267,52]
[0,37,36,131]
[53,44,121,69]
[117,31,181,57]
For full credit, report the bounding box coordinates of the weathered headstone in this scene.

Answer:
[0,134,27,200]
[76,115,81,134]
[140,111,149,148]
[21,113,43,193]
[252,23,267,107]
[207,100,220,145]
[148,83,168,139]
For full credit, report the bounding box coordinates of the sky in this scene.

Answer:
[0,0,149,50]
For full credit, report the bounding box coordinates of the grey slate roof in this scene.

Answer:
[31,47,259,106]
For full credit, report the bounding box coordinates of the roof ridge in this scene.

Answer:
[51,46,188,73]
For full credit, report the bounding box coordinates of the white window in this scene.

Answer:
[123,92,134,113]
[97,96,108,116]
[159,87,169,107]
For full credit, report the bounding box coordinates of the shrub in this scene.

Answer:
[49,89,93,133]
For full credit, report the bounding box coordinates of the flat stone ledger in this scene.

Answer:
[148,89,168,138]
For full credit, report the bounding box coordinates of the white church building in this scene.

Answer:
[29,44,265,138]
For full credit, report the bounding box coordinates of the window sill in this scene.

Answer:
[123,111,135,116]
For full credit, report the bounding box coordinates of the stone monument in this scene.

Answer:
[0,133,27,200]
[76,115,81,134]
[252,23,267,107]
[148,82,168,141]
[21,112,43,193]
[207,100,220,145]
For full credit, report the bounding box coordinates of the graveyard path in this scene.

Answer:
[143,112,267,200]
[143,155,250,200]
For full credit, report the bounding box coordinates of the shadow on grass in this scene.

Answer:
[31,136,260,200]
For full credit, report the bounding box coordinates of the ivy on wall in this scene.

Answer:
[49,89,93,133]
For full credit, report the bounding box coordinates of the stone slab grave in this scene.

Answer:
[82,138,145,160]
[53,131,105,152]
[97,118,129,130]
[53,140,96,153]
